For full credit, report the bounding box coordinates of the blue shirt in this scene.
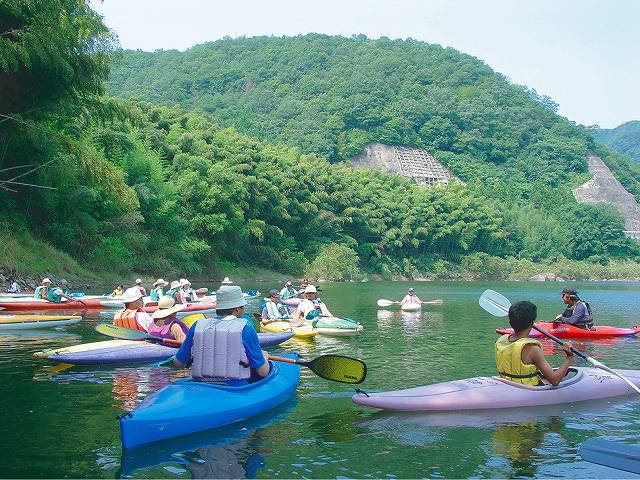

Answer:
[175,317,266,371]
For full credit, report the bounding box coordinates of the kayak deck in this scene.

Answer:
[496,321,640,339]
[352,367,640,411]
[0,314,81,329]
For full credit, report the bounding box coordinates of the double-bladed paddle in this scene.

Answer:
[377,298,443,307]
[269,354,367,384]
[479,289,640,394]
[95,323,181,345]
[580,437,640,474]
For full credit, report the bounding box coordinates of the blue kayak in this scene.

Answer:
[119,353,301,449]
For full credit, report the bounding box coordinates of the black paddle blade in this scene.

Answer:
[302,354,367,384]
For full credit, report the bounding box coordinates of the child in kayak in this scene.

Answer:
[495,300,574,386]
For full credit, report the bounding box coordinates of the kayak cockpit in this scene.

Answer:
[493,367,582,391]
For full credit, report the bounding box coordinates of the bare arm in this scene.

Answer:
[523,342,574,386]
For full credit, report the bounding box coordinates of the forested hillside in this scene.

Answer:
[592,121,640,164]
[2,2,640,282]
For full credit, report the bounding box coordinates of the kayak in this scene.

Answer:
[119,353,301,449]
[311,316,363,336]
[141,302,216,316]
[495,321,640,339]
[33,332,295,365]
[284,297,301,308]
[0,297,113,310]
[401,303,421,312]
[0,314,82,330]
[259,321,318,339]
[352,367,640,411]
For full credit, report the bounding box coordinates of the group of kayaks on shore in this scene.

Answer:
[9,278,640,472]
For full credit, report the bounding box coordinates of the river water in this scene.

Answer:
[2,281,640,478]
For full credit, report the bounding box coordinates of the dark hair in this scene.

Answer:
[215,307,235,316]
[508,300,537,332]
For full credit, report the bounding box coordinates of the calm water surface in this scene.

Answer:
[2,281,640,478]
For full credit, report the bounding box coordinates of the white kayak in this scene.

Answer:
[0,314,82,330]
[400,303,421,312]
[352,367,640,411]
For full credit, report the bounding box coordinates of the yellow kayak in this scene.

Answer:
[259,320,318,339]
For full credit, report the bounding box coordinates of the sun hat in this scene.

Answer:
[41,278,51,284]
[221,277,233,285]
[153,278,168,287]
[59,279,68,284]
[304,285,317,294]
[122,286,143,303]
[269,289,281,297]
[215,285,247,310]
[286,281,293,286]
[135,278,142,284]
[180,278,191,287]
[152,296,187,319]
[170,280,181,289]
[408,287,414,292]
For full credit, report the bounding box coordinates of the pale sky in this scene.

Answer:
[91,0,639,129]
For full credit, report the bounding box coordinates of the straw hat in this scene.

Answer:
[220,277,233,285]
[215,285,247,310]
[153,278,168,287]
[121,287,143,303]
[152,296,187,319]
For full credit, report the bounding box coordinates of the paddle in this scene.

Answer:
[377,298,443,307]
[305,310,359,325]
[269,354,367,384]
[580,437,640,474]
[479,289,640,394]
[95,323,181,345]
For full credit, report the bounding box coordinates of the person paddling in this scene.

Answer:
[394,287,422,306]
[554,287,593,330]
[496,300,574,386]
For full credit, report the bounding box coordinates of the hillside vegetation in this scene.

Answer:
[2,2,640,282]
[591,121,640,164]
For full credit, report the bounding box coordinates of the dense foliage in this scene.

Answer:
[591,121,640,164]
[2,6,640,281]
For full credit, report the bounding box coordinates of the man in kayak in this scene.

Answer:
[174,285,270,383]
[279,281,298,300]
[113,287,153,331]
[395,287,422,306]
[48,279,85,304]
[291,285,333,326]
[260,289,291,325]
[554,287,593,330]
[496,300,574,386]
[5,275,20,293]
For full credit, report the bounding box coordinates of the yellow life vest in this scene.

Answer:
[495,334,543,386]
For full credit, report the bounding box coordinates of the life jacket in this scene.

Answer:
[191,316,250,381]
[34,286,49,300]
[495,335,544,386]
[264,301,290,319]
[149,287,163,302]
[113,308,147,332]
[147,317,189,339]
[561,301,593,328]
[47,287,63,303]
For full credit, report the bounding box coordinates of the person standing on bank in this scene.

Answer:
[5,276,20,293]
[174,285,270,383]
[554,287,593,330]
[496,300,574,386]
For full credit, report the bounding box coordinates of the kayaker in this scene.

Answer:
[113,287,153,332]
[395,287,422,306]
[220,277,234,285]
[134,278,147,296]
[173,285,270,383]
[148,296,189,343]
[149,279,168,302]
[166,280,184,304]
[34,277,51,299]
[496,300,574,386]
[48,279,84,304]
[291,285,333,326]
[111,284,124,296]
[260,289,291,325]
[279,281,298,300]
[179,278,198,303]
[554,287,593,330]
[5,275,20,293]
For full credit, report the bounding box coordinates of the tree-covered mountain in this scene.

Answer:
[2,3,640,282]
[591,121,640,164]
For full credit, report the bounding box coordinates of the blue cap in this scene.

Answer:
[408,287,414,291]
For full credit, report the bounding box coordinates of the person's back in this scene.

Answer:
[174,285,269,383]
[495,300,574,386]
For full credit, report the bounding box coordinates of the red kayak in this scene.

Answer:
[141,302,216,315]
[496,321,640,339]
[0,298,113,310]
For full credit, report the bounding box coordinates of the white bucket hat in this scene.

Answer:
[135,278,142,284]
[180,278,191,287]
[220,277,233,285]
[170,280,181,289]
[153,278,168,287]
[121,287,143,303]
[41,278,51,284]
[215,285,247,310]
[304,285,317,293]
[152,296,187,319]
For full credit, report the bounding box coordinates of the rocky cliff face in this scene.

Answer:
[572,152,640,238]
